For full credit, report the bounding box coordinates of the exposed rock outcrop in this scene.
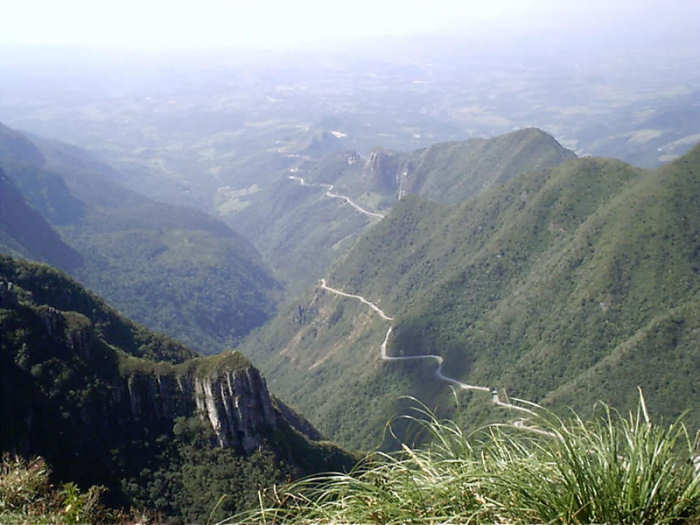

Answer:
[363,150,402,194]
[2,274,309,457]
[122,363,283,453]
[37,305,62,338]
[1,256,355,519]
[193,366,277,451]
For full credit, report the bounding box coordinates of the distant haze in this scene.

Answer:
[2,0,699,52]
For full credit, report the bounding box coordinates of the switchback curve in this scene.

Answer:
[319,279,543,421]
[289,176,385,219]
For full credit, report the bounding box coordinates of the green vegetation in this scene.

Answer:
[397,128,577,204]
[0,256,355,522]
[116,417,293,522]
[116,345,252,383]
[231,395,700,524]
[231,174,370,291]
[0,255,195,362]
[63,225,277,353]
[243,145,700,450]
[0,124,279,353]
[224,128,575,291]
[320,128,576,208]
[106,409,354,522]
[0,169,82,270]
[0,454,114,524]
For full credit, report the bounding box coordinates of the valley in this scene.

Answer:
[242,144,699,450]
[1,7,699,521]
[0,123,279,353]
[2,108,698,519]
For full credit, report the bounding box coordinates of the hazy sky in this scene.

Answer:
[2,0,698,51]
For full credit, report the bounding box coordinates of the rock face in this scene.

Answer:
[363,150,402,194]
[194,366,278,451]
[0,280,18,307]
[122,364,281,453]
[0,274,311,457]
[1,256,357,519]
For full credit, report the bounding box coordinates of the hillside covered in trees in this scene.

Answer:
[0,256,355,521]
[242,142,700,449]
[0,122,279,353]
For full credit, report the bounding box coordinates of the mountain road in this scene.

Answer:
[319,278,546,422]
[289,175,385,219]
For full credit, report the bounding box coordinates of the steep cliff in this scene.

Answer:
[363,149,403,194]
[120,353,280,453]
[0,256,355,519]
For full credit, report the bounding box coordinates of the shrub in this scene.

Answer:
[0,454,50,512]
[0,453,112,524]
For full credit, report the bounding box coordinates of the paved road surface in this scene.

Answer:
[289,175,385,219]
[320,278,547,424]
[292,175,551,433]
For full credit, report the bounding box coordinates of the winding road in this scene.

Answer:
[289,175,385,219]
[291,175,548,432]
[319,279,544,422]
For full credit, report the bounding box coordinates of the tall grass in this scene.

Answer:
[0,454,51,513]
[0,453,112,524]
[226,391,700,524]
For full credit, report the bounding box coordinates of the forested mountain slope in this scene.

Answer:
[241,144,700,449]
[0,168,82,269]
[0,256,354,522]
[0,122,278,353]
[322,127,576,206]
[230,128,575,289]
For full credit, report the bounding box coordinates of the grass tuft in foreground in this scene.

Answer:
[226,391,700,524]
[0,453,114,524]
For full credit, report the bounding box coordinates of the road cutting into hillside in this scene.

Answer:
[320,279,393,321]
[289,175,385,219]
[319,278,545,420]
[290,174,547,429]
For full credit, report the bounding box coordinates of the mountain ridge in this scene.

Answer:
[228,128,576,289]
[0,122,279,353]
[0,255,354,521]
[0,169,83,270]
[240,143,700,449]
